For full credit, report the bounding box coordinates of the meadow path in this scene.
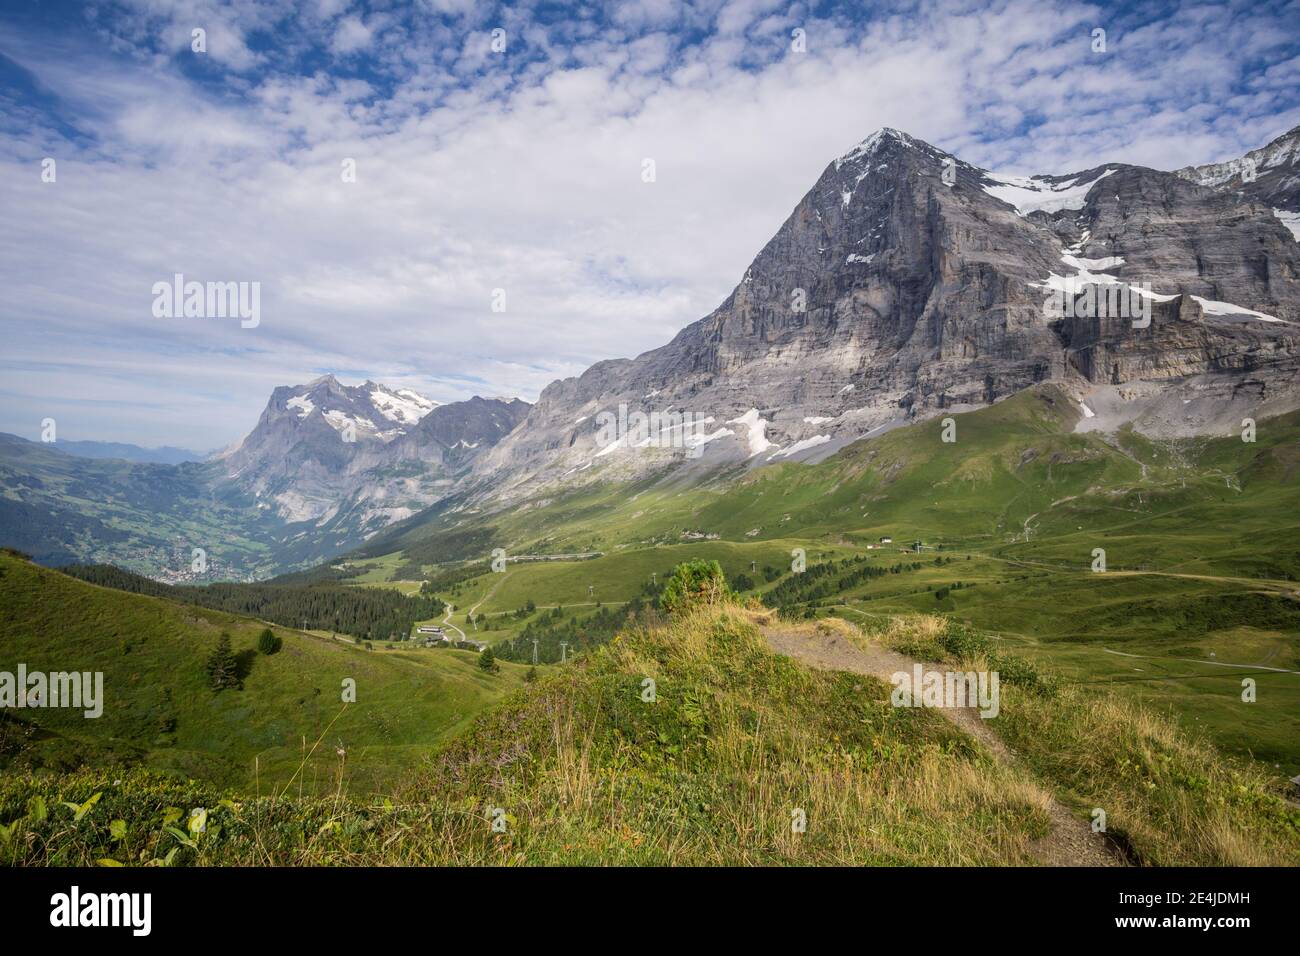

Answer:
[762,624,1121,867]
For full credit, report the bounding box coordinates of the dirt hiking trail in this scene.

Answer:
[763,624,1122,867]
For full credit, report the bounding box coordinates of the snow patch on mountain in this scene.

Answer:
[1035,253,1178,302]
[771,435,831,458]
[727,409,776,457]
[1190,296,1282,323]
[983,168,1115,216]
[368,385,437,425]
[287,396,315,418]
[322,410,369,435]
[1275,208,1300,240]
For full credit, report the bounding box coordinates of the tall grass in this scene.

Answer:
[2,605,1294,866]
[869,613,1300,865]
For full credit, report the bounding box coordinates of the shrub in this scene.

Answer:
[257,628,281,655]
[661,560,731,614]
[989,653,1054,694]
[938,620,991,658]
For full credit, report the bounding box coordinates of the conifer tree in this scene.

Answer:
[206,632,241,690]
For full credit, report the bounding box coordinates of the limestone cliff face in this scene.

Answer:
[474,127,1300,502]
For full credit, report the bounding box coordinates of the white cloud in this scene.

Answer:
[331,15,374,54]
[0,0,1297,448]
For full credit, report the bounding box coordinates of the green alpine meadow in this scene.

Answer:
[3,2,1300,913]
[3,388,1298,867]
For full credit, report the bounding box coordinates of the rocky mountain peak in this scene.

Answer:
[215,377,529,532]
[473,124,1300,504]
[1175,123,1300,223]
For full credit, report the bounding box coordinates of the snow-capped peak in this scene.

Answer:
[835,128,919,169]
[368,384,439,425]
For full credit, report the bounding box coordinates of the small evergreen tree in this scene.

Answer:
[257,627,281,655]
[524,666,538,683]
[477,646,499,673]
[205,632,241,691]
[155,688,178,733]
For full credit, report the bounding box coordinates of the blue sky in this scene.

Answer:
[1,0,1298,450]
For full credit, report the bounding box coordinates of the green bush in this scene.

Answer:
[257,628,281,655]
[938,621,991,657]
[660,560,730,614]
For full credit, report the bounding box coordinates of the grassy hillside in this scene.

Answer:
[2,601,1295,866]
[338,386,1300,773]
[0,553,534,794]
[363,386,1300,572]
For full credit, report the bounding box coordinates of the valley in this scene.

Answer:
[316,387,1300,775]
[3,118,1300,870]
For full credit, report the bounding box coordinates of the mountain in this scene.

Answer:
[0,379,529,578]
[1176,124,1300,232]
[473,126,1300,503]
[5,126,1299,579]
[215,375,529,534]
[216,375,440,524]
[50,440,204,465]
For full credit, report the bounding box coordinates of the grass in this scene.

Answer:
[3,600,1295,866]
[348,385,1300,774]
[0,553,535,794]
[863,613,1300,865]
[0,604,1046,865]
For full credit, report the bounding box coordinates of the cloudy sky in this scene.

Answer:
[1,0,1298,450]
